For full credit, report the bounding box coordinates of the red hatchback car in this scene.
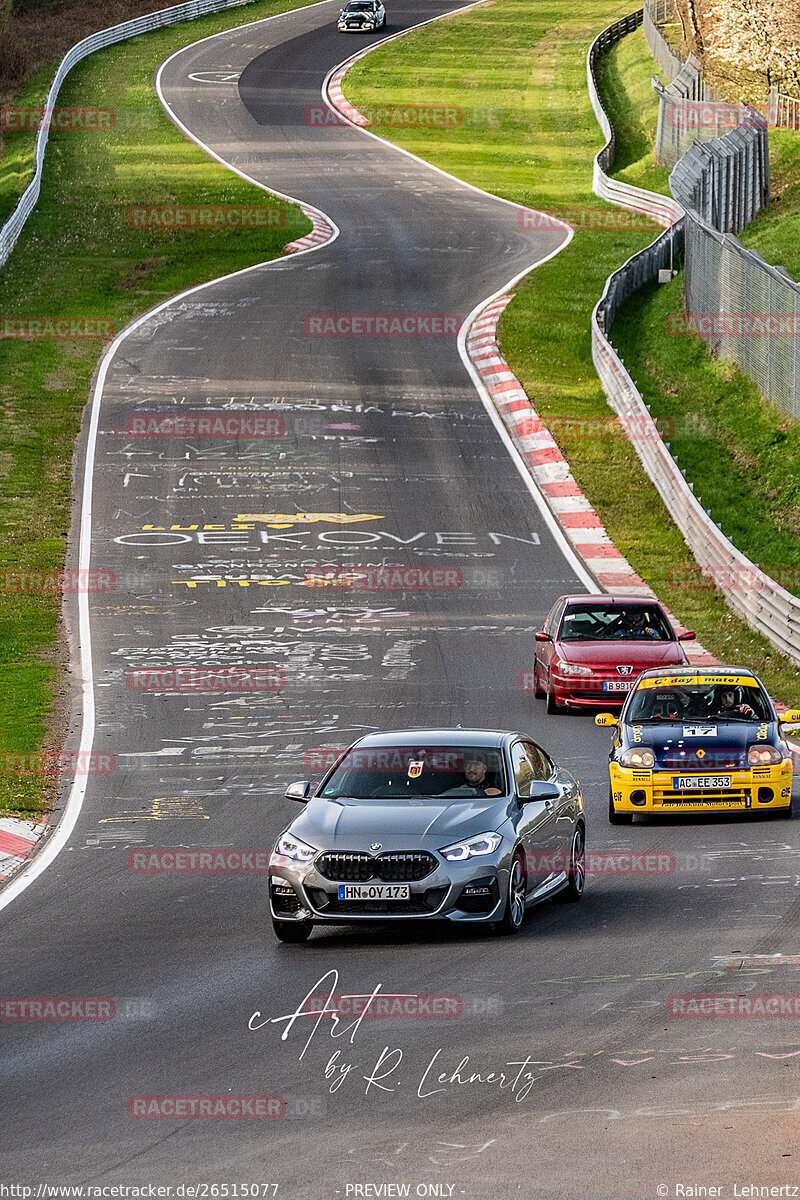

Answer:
[533,595,695,713]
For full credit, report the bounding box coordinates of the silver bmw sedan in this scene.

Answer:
[270,728,585,941]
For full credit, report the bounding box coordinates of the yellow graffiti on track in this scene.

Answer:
[235,511,382,529]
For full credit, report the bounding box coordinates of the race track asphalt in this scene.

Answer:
[2,2,799,1195]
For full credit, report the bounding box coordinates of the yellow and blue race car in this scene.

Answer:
[595,666,800,823]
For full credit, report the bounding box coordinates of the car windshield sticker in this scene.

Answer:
[636,674,758,690]
[683,726,718,737]
[408,759,425,778]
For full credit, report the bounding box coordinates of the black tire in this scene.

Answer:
[546,685,561,715]
[534,665,545,700]
[555,826,585,902]
[608,789,632,825]
[272,919,313,943]
[494,850,527,935]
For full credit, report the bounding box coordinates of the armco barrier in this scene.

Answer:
[588,12,800,668]
[0,0,265,271]
[587,9,680,233]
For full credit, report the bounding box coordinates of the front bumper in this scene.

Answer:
[609,760,792,812]
[552,675,638,708]
[270,853,509,924]
[338,21,375,29]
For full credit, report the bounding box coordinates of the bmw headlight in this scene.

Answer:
[440,832,502,862]
[619,747,655,768]
[275,832,316,863]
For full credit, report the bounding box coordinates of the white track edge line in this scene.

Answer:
[320,6,572,219]
[457,281,601,596]
[320,12,598,594]
[0,1,343,914]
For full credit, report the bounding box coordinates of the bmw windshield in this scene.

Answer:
[320,745,508,799]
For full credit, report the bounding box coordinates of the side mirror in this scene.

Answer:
[678,630,696,641]
[519,781,560,803]
[285,780,311,802]
[595,713,618,727]
[534,630,551,642]
[779,709,800,729]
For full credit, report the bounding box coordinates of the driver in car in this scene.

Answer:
[442,754,503,797]
[607,608,660,639]
[714,685,755,719]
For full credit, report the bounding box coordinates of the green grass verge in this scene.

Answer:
[0,0,318,819]
[738,129,800,283]
[611,272,800,576]
[0,61,58,227]
[343,0,800,705]
[593,27,669,194]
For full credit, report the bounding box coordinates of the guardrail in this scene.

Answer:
[0,0,262,271]
[586,9,681,232]
[587,11,800,668]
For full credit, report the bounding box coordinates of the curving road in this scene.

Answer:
[2,2,800,1196]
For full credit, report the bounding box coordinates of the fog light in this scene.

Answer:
[463,876,495,896]
[630,790,647,806]
[757,787,774,803]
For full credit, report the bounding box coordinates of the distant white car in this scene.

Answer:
[337,0,385,31]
